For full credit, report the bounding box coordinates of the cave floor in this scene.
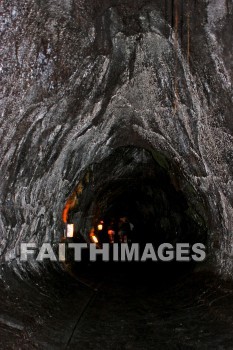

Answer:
[0,263,233,350]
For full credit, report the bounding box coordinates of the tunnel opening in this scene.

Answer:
[62,146,208,285]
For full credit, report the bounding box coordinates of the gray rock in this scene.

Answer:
[0,0,233,277]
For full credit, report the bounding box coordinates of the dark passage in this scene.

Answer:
[1,0,233,348]
[63,146,207,280]
[0,149,230,350]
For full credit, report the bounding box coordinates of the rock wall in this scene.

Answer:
[0,0,233,276]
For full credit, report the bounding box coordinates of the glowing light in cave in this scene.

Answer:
[90,234,99,244]
[98,221,104,231]
[66,224,74,238]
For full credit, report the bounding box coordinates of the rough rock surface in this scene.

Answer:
[0,0,233,276]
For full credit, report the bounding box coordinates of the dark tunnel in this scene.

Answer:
[1,0,233,348]
[62,146,207,283]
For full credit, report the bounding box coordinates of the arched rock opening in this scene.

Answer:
[1,1,233,348]
[61,146,207,279]
[0,0,233,279]
[64,147,206,243]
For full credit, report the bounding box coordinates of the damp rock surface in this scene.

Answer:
[0,266,233,350]
[0,0,233,276]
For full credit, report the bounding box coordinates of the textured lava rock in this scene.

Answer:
[0,0,233,277]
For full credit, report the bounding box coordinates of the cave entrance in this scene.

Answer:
[61,146,207,282]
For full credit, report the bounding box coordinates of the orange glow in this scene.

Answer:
[90,235,99,244]
[62,205,69,223]
[62,193,78,223]
[90,228,98,244]
[62,173,92,225]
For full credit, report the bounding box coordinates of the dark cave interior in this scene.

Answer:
[1,0,233,347]
[62,146,207,282]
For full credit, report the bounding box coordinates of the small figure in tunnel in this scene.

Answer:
[107,220,116,244]
[118,217,131,243]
